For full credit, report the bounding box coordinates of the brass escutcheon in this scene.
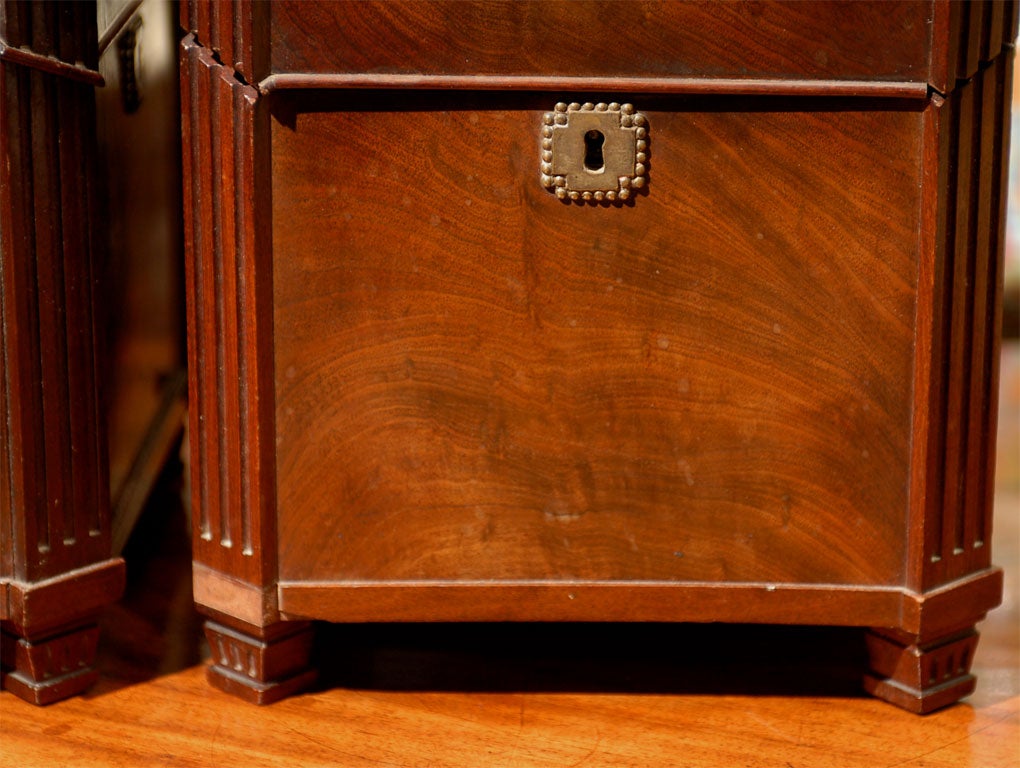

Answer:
[540,102,648,202]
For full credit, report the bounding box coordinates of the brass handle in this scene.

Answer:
[540,102,648,202]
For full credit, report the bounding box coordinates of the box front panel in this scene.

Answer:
[272,92,920,587]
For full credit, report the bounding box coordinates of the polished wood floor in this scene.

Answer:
[1,347,1018,767]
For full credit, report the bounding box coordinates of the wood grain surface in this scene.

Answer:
[0,391,1016,765]
[267,1,936,84]
[272,92,920,589]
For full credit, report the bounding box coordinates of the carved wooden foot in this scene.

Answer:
[204,620,316,704]
[1,621,101,706]
[864,626,980,714]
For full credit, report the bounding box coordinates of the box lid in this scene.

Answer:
[183,1,1017,97]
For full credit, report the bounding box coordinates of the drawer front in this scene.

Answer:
[271,91,919,587]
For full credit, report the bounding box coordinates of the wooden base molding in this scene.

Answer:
[0,559,126,631]
[276,570,1004,628]
[204,620,316,705]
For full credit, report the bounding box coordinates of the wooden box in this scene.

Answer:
[180,1,1016,712]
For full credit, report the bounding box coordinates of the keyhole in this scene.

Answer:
[584,130,605,172]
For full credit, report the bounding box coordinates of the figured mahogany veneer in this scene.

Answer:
[180,0,1016,713]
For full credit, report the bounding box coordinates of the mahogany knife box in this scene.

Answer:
[179,1,1016,712]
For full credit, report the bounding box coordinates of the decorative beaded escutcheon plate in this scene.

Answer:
[540,102,648,202]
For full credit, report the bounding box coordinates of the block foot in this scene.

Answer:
[1,623,101,705]
[204,620,316,704]
[864,626,980,714]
